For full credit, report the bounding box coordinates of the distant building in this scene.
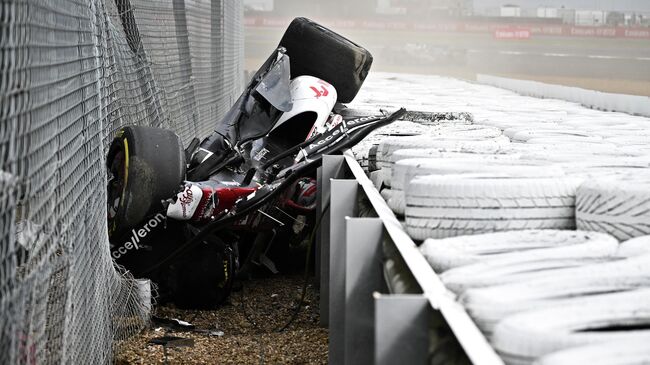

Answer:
[381,0,472,17]
[537,7,559,19]
[376,0,407,15]
[500,4,521,17]
[574,10,607,26]
[556,8,576,24]
[244,0,273,12]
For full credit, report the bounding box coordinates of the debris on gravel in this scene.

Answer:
[115,274,327,364]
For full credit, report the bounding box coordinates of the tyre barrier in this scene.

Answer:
[461,253,650,338]
[534,336,650,365]
[576,174,650,241]
[382,147,521,188]
[389,160,562,216]
[440,238,618,295]
[375,135,510,173]
[491,289,650,365]
[405,175,582,240]
[617,235,650,258]
[343,72,650,363]
[508,129,603,143]
[421,230,617,273]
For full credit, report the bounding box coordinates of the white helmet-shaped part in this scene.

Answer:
[272,75,337,135]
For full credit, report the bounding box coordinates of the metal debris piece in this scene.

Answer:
[148,336,194,348]
[193,329,225,337]
[151,316,196,331]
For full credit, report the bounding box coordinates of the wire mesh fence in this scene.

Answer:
[0,0,244,363]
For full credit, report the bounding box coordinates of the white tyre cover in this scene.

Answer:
[510,129,602,143]
[436,124,504,140]
[617,235,650,258]
[576,175,650,241]
[368,170,384,189]
[534,335,650,365]
[386,190,406,216]
[421,230,617,273]
[619,145,650,157]
[387,162,547,216]
[508,142,619,157]
[390,156,535,191]
[525,138,617,149]
[350,115,457,171]
[389,160,563,216]
[553,157,649,170]
[382,148,444,186]
[540,161,650,181]
[390,147,520,162]
[519,150,646,164]
[375,135,510,171]
[390,147,445,161]
[382,148,521,187]
[405,175,583,240]
[562,119,642,130]
[380,188,393,202]
[492,289,650,365]
[477,119,559,131]
[461,254,650,338]
[605,135,650,147]
[440,245,618,295]
[378,120,443,136]
[503,126,564,139]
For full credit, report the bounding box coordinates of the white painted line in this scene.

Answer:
[587,55,619,59]
[499,50,525,55]
[543,53,573,57]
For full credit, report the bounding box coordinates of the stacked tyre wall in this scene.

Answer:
[0,1,243,363]
[348,72,650,364]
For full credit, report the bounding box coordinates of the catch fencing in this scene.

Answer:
[0,0,244,363]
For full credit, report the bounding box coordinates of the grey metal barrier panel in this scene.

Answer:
[374,294,430,365]
[320,152,504,365]
[318,155,353,327]
[328,179,358,365]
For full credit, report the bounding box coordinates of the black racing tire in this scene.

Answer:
[107,125,185,238]
[279,17,373,103]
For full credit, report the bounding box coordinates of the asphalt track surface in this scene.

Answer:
[246,26,650,95]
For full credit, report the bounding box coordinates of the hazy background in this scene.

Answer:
[474,1,650,12]
[244,0,650,96]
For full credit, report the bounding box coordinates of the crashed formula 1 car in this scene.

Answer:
[106,17,405,308]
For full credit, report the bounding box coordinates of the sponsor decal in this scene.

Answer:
[310,85,329,98]
[253,147,270,161]
[326,114,344,131]
[167,184,203,220]
[306,115,379,152]
[494,28,531,39]
[178,186,194,218]
[111,213,165,260]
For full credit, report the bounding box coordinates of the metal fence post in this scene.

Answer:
[344,218,384,365]
[319,155,347,327]
[328,179,358,365]
[374,294,430,365]
[315,166,322,288]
